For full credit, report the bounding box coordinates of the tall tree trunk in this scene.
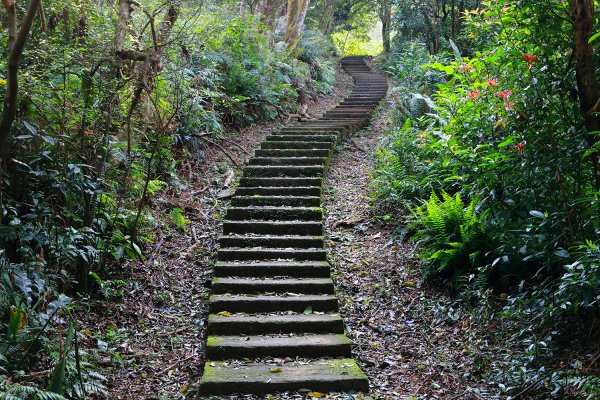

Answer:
[0,0,42,155]
[380,0,392,54]
[569,0,600,189]
[285,0,310,44]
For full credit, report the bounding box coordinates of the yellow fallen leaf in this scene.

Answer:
[180,385,189,394]
[402,281,416,287]
[270,367,282,373]
[308,392,324,398]
[80,329,92,335]
[217,311,231,317]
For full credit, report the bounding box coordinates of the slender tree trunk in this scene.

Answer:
[0,0,42,155]
[284,0,310,44]
[569,0,600,189]
[380,0,392,54]
[450,0,455,37]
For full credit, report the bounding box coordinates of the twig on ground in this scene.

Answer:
[202,137,240,168]
[157,353,196,376]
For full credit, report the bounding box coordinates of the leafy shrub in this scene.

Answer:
[556,241,600,314]
[372,119,440,211]
[411,191,492,284]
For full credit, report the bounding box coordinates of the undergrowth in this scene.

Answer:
[373,1,600,398]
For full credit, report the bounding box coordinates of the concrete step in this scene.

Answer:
[279,126,347,133]
[207,313,344,335]
[266,134,336,142]
[209,294,338,313]
[254,148,331,158]
[248,157,327,166]
[243,165,324,178]
[260,141,333,150]
[213,260,331,278]
[321,113,371,119]
[238,177,323,187]
[233,186,321,196]
[217,248,327,261]
[222,220,322,235]
[274,130,340,136]
[231,195,321,207]
[219,235,324,248]
[206,334,351,359]
[225,206,322,221]
[211,277,334,294]
[199,359,369,395]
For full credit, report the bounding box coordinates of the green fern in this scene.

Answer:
[0,384,66,400]
[412,191,491,284]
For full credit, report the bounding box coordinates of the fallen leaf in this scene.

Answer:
[217,311,231,317]
[270,367,282,373]
[308,391,324,397]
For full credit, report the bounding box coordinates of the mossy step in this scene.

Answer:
[339,101,380,106]
[260,141,333,150]
[222,220,322,235]
[209,294,338,313]
[280,126,347,134]
[248,157,327,166]
[321,113,371,119]
[217,248,327,262]
[234,186,321,197]
[328,107,373,112]
[238,177,323,187]
[213,260,330,278]
[243,165,325,178]
[274,130,340,136]
[225,206,322,221]
[219,235,324,249]
[211,277,334,294]
[266,134,337,143]
[231,195,321,207]
[344,96,383,100]
[207,313,344,335]
[205,334,351,359]
[253,149,331,158]
[301,119,359,125]
[199,359,368,395]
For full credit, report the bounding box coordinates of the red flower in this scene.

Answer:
[504,101,516,111]
[460,64,475,72]
[467,90,481,101]
[522,53,538,69]
[486,78,498,87]
[511,142,525,156]
[495,89,512,99]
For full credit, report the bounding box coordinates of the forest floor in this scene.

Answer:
[74,62,494,400]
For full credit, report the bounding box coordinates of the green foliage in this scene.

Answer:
[372,119,439,210]
[375,0,600,397]
[1,0,337,396]
[556,241,600,314]
[412,191,491,284]
[0,385,67,400]
[169,208,190,231]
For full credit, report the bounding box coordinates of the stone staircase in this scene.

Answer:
[199,56,388,396]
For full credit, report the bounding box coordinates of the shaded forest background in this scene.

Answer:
[1,0,599,399]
